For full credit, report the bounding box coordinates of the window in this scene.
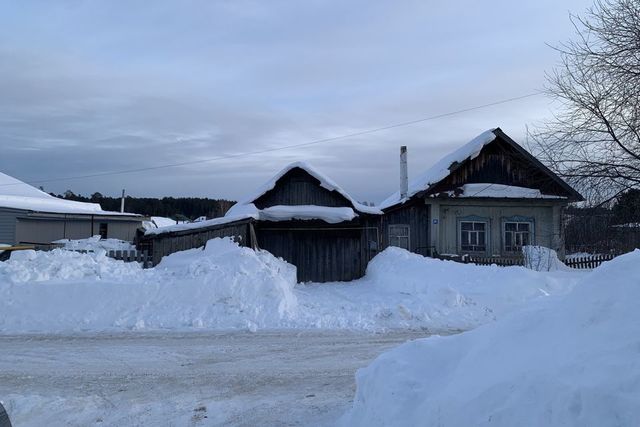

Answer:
[389,224,410,250]
[460,221,486,252]
[503,221,531,252]
[99,223,108,239]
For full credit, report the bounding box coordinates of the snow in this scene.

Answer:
[52,236,136,251]
[0,238,297,332]
[341,250,639,427]
[439,183,566,199]
[141,216,179,230]
[0,241,580,334]
[522,245,572,272]
[380,129,497,209]
[259,205,357,223]
[0,171,140,215]
[144,213,256,236]
[233,161,382,215]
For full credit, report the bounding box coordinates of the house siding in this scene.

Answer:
[0,208,19,244]
[436,199,564,256]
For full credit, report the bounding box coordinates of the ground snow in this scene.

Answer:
[0,240,580,334]
[341,250,640,427]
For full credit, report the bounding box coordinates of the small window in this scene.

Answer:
[460,221,486,252]
[99,223,108,239]
[503,221,531,252]
[389,224,410,250]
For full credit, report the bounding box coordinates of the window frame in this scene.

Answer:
[502,216,535,254]
[388,224,410,250]
[457,216,490,255]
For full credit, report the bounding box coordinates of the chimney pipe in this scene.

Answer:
[120,189,125,213]
[400,146,408,199]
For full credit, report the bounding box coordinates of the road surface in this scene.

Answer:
[0,330,433,426]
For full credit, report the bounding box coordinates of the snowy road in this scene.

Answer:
[0,330,432,426]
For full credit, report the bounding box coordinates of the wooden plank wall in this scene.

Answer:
[142,221,251,266]
[380,202,431,255]
[253,168,352,209]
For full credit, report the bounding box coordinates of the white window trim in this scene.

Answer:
[388,224,410,250]
[502,219,535,253]
[458,218,490,254]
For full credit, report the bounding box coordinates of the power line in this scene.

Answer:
[2,92,541,188]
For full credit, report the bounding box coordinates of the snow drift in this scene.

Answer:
[0,238,298,333]
[341,250,640,427]
[0,242,580,334]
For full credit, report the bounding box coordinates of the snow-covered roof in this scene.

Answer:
[236,161,382,215]
[436,183,567,199]
[0,171,140,216]
[145,204,358,236]
[145,213,257,235]
[379,129,497,209]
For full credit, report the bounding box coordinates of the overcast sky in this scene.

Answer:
[0,0,593,203]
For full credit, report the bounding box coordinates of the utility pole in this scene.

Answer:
[120,189,125,213]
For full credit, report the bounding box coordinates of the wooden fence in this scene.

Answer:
[56,248,153,268]
[564,254,616,269]
[434,254,524,267]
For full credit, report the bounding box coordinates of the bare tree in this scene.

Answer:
[533,0,640,204]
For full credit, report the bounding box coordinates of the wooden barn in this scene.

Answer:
[141,162,382,282]
[379,128,583,258]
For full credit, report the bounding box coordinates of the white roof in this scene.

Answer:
[379,129,497,209]
[0,171,140,216]
[439,183,566,199]
[235,161,382,215]
[145,213,257,235]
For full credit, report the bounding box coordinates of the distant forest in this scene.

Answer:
[53,190,236,221]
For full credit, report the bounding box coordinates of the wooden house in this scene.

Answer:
[142,162,382,282]
[379,128,583,258]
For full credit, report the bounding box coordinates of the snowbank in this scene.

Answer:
[0,243,581,334]
[341,250,638,427]
[53,236,136,252]
[0,238,297,333]
[296,247,577,330]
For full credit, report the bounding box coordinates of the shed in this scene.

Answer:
[0,171,143,246]
[142,162,382,282]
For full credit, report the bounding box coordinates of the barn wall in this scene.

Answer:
[144,221,251,265]
[254,168,352,209]
[380,202,431,255]
[255,220,377,282]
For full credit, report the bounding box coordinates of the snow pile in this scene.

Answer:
[142,216,179,230]
[0,238,298,333]
[0,249,141,283]
[522,245,572,272]
[296,247,577,330]
[448,183,565,199]
[53,236,135,252]
[341,251,638,427]
[380,129,496,209]
[0,242,580,334]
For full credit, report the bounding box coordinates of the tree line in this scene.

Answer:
[55,190,236,221]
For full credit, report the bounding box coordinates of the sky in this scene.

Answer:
[0,0,594,204]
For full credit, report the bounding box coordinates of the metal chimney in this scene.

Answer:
[120,189,125,213]
[400,146,408,199]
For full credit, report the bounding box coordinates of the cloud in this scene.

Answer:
[0,0,592,203]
